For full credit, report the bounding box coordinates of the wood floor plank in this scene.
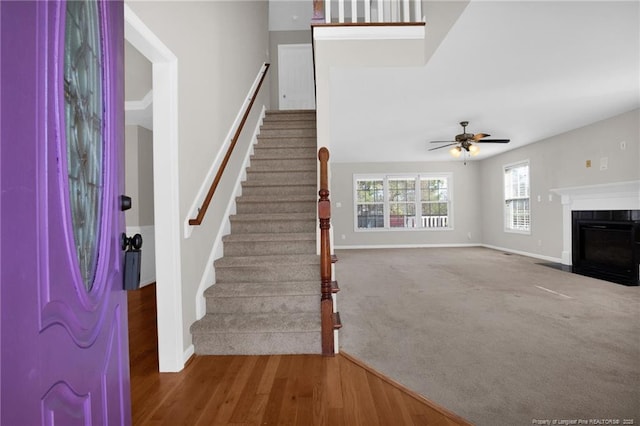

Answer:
[259,377,287,425]
[384,385,417,426]
[228,355,269,423]
[128,284,471,426]
[193,356,254,425]
[256,354,281,395]
[365,369,398,425]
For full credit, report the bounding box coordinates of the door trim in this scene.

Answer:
[124,5,186,372]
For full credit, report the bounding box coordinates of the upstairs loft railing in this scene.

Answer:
[188,63,270,227]
[313,0,423,24]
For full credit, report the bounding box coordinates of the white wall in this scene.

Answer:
[125,1,270,355]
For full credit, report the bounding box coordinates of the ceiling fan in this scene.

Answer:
[429,121,510,158]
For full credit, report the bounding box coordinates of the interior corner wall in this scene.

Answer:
[479,108,640,260]
[124,125,140,226]
[331,160,483,247]
[136,126,154,227]
[124,0,270,353]
[268,30,312,110]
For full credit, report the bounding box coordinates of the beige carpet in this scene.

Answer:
[335,247,640,426]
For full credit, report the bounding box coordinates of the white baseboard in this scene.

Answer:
[183,344,194,364]
[334,242,562,264]
[480,244,562,263]
[125,225,156,287]
[334,243,481,250]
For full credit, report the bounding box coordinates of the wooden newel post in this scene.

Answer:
[318,147,334,356]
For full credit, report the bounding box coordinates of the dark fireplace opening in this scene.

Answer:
[572,210,639,286]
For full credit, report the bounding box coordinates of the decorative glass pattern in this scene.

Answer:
[64,0,104,291]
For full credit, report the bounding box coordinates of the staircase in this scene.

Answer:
[191,110,322,355]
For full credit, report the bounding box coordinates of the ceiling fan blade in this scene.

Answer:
[472,133,490,141]
[428,143,457,151]
[476,139,510,143]
[429,140,456,144]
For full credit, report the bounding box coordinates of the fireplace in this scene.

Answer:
[572,210,640,285]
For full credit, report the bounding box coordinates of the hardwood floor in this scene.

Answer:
[128,284,471,425]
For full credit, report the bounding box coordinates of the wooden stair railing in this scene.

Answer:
[188,63,270,226]
[318,147,340,356]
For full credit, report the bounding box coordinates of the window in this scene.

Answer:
[504,161,530,233]
[420,178,449,228]
[388,178,416,228]
[355,174,452,230]
[356,179,384,229]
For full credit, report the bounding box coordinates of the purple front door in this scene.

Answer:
[1,1,131,425]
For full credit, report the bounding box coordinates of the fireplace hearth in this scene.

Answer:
[572,210,639,286]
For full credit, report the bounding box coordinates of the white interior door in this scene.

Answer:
[278,44,315,110]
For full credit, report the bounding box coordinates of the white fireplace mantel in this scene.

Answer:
[550,180,640,265]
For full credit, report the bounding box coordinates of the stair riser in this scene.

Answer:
[256,137,316,148]
[206,294,320,314]
[230,219,315,234]
[223,239,316,256]
[264,113,316,122]
[193,331,320,355]
[216,265,320,283]
[253,148,316,158]
[241,185,316,197]
[260,121,316,130]
[245,171,316,184]
[236,201,316,214]
[249,158,316,170]
[259,128,316,138]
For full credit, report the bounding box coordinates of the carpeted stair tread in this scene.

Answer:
[264,111,316,121]
[230,212,315,221]
[223,232,315,243]
[255,136,317,147]
[237,194,316,203]
[248,160,316,171]
[252,148,316,159]
[205,281,319,298]
[260,120,316,130]
[215,254,319,267]
[191,312,320,334]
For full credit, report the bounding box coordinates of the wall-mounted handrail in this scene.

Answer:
[188,63,270,226]
[318,147,335,356]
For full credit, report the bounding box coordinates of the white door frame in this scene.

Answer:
[124,5,185,372]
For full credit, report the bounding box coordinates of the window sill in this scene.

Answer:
[355,227,454,233]
[504,228,531,235]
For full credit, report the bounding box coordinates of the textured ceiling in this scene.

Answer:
[329,1,640,163]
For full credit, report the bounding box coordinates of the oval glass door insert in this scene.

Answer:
[64,0,104,291]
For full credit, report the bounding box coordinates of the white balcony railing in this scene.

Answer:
[313,0,424,24]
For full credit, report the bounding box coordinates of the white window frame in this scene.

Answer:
[503,160,531,234]
[353,173,453,232]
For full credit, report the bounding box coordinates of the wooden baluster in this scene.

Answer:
[318,147,334,356]
[312,0,325,23]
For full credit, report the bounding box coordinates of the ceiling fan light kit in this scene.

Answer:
[429,121,510,161]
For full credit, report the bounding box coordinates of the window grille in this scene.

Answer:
[355,174,451,230]
[504,161,530,232]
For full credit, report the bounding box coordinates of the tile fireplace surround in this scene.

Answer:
[551,180,640,266]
